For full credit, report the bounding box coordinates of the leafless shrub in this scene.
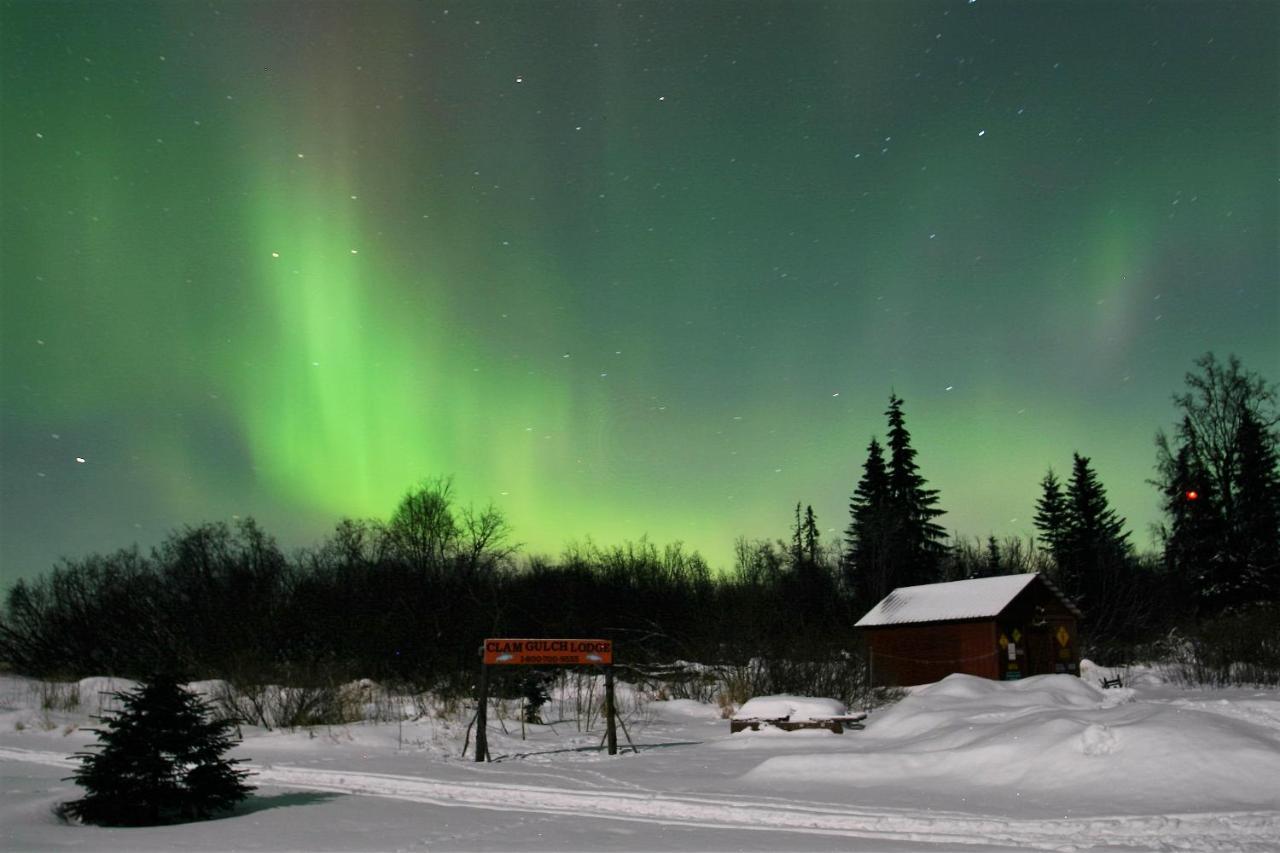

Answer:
[622,662,719,703]
[623,653,885,716]
[35,680,80,712]
[209,681,366,730]
[1166,608,1280,687]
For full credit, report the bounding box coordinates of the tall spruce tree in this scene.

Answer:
[1155,353,1279,615]
[1060,453,1132,615]
[845,396,947,605]
[790,502,805,567]
[844,437,894,605]
[1033,469,1069,566]
[785,503,834,640]
[883,394,948,587]
[802,504,821,565]
[1234,408,1280,602]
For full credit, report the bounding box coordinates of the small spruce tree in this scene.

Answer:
[63,675,253,826]
[985,535,1001,578]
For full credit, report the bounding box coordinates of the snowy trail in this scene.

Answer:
[5,747,1277,851]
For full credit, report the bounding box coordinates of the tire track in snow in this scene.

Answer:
[5,747,1277,850]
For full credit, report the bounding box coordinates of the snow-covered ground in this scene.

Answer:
[3,664,1279,851]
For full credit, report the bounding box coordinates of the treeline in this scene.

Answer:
[1,353,1276,687]
[0,487,856,695]
[1030,354,1279,652]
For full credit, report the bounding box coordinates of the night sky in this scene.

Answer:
[2,1,1276,588]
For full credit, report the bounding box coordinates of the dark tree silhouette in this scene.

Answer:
[1055,453,1141,647]
[1160,419,1225,614]
[1063,454,1131,596]
[883,394,948,587]
[1234,408,1280,601]
[1033,468,1069,566]
[1155,353,1279,614]
[386,477,460,570]
[844,396,946,605]
[802,505,821,565]
[844,437,893,605]
[64,676,253,826]
[790,502,806,567]
[984,535,1001,578]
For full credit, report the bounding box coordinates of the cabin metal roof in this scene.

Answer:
[854,573,1080,627]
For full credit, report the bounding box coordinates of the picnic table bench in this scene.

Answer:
[730,712,867,734]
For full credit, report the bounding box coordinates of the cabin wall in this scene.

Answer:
[1000,581,1080,677]
[865,621,999,686]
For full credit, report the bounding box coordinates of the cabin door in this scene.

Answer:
[1025,622,1055,676]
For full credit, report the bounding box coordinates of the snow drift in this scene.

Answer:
[743,673,1280,814]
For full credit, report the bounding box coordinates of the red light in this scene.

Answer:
[1186,490,1199,501]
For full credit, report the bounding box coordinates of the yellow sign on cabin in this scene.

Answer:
[1056,626,1071,648]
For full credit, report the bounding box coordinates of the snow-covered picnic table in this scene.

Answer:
[729,695,867,734]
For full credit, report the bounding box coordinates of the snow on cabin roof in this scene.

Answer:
[854,573,1068,627]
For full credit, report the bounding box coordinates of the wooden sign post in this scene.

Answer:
[476,638,616,762]
[475,650,489,763]
[604,665,617,756]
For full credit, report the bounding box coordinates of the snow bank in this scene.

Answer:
[745,673,1280,813]
[868,672,1131,739]
[1081,658,1171,689]
[75,677,138,714]
[647,699,724,722]
[733,695,846,721]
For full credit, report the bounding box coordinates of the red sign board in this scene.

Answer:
[483,638,613,666]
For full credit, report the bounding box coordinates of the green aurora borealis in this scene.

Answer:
[1,1,1276,587]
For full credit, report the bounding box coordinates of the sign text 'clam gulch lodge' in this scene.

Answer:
[482,638,613,666]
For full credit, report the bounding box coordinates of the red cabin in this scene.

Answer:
[855,573,1082,686]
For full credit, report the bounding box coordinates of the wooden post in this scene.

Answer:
[475,651,489,763]
[615,704,638,754]
[868,647,875,696]
[604,665,618,756]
